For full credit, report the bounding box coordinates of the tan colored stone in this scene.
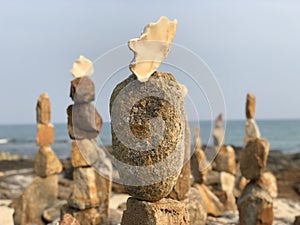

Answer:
[70,77,95,103]
[194,184,224,217]
[70,55,94,78]
[258,172,278,199]
[214,145,236,175]
[191,147,209,184]
[36,123,54,146]
[59,213,80,225]
[194,126,202,149]
[245,119,261,139]
[238,181,274,225]
[121,197,189,225]
[68,167,111,212]
[71,139,99,168]
[240,138,270,180]
[129,16,177,82]
[234,176,249,198]
[13,175,58,225]
[246,93,256,119]
[183,187,207,225]
[36,93,51,124]
[34,146,62,177]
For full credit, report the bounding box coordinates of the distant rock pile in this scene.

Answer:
[238,93,277,225]
[13,93,62,225]
[63,55,112,225]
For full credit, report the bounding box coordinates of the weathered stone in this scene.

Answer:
[234,176,249,198]
[43,199,67,223]
[191,147,209,184]
[257,172,278,199]
[294,216,300,225]
[219,172,237,211]
[36,93,51,124]
[59,213,80,225]
[70,77,95,103]
[238,181,274,225]
[68,167,111,213]
[194,126,202,149]
[67,104,102,140]
[110,72,185,201]
[36,123,54,146]
[214,145,236,175]
[71,139,99,168]
[34,146,62,177]
[121,197,189,225]
[109,209,123,225]
[194,184,224,217]
[240,138,270,180]
[245,119,261,139]
[70,55,94,78]
[129,16,177,82]
[13,175,58,225]
[183,187,207,225]
[246,93,256,119]
[169,116,191,201]
[215,113,223,128]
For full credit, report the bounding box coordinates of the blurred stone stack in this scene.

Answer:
[13,93,62,225]
[63,55,112,225]
[238,93,277,225]
[111,17,190,225]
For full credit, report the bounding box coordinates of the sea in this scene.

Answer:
[0,120,299,159]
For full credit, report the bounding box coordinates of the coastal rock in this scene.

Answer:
[59,213,80,225]
[13,175,58,225]
[240,138,270,180]
[67,104,102,140]
[34,146,63,177]
[238,181,274,225]
[245,119,261,139]
[191,147,209,184]
[36,93,51,124]
[42,199,67,223]
[194,184,225,217]
[36,123,54,146]
[68,167,111,213]
[234,176,249,198]
[246,93,256,119]
[183,187,207,225]
[129,16,177,82]
[214,145,236,175]
[70,55,94,78]
[258,172,278,199]
[219,172,237,211]
[110,72,185,201]
[70,77,95,103]
[71,139,99,168]
[215,113,223,128]
[121,197,189,225]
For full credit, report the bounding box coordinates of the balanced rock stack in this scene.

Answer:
[110,16,189,225]
[63,56,112,225]
[13,93,62,225]
[238,93,277,225]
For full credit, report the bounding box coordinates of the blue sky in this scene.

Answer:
[1,0,300,124]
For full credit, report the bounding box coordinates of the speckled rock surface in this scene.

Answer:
[110,72,185,201]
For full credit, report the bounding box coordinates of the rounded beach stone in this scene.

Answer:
[70,76,95,103]
[214,145,236,175]
[110,72,185,201]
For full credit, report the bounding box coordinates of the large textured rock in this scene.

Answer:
[245,119,261,139]
[121,197,189,225]
[238,181,274,225]
[36,93,51,124]
[70,77,95,103]
[71,139,99,168]
[246,93,256,119]
[214,145,236,175]
[68,167,111,214]
[34,146,62,177]
[13,175,58,225]
[129,16,177,82]
[240,138,270,180]
[194,184,224,217]
[36,123,54,146]
[67,104,102,140]
[257,172,278,199]
[183,187,207,225]
[110,72,185,201]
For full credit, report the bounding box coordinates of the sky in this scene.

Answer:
[0,0,300,124]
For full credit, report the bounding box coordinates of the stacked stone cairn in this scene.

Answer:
[110,16,190,225]
[62,55,112,225]
[13,93,63,225]
[237,93,277,225]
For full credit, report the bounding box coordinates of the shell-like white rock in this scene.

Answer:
[70,55,94,78]
[129,16,178,82]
